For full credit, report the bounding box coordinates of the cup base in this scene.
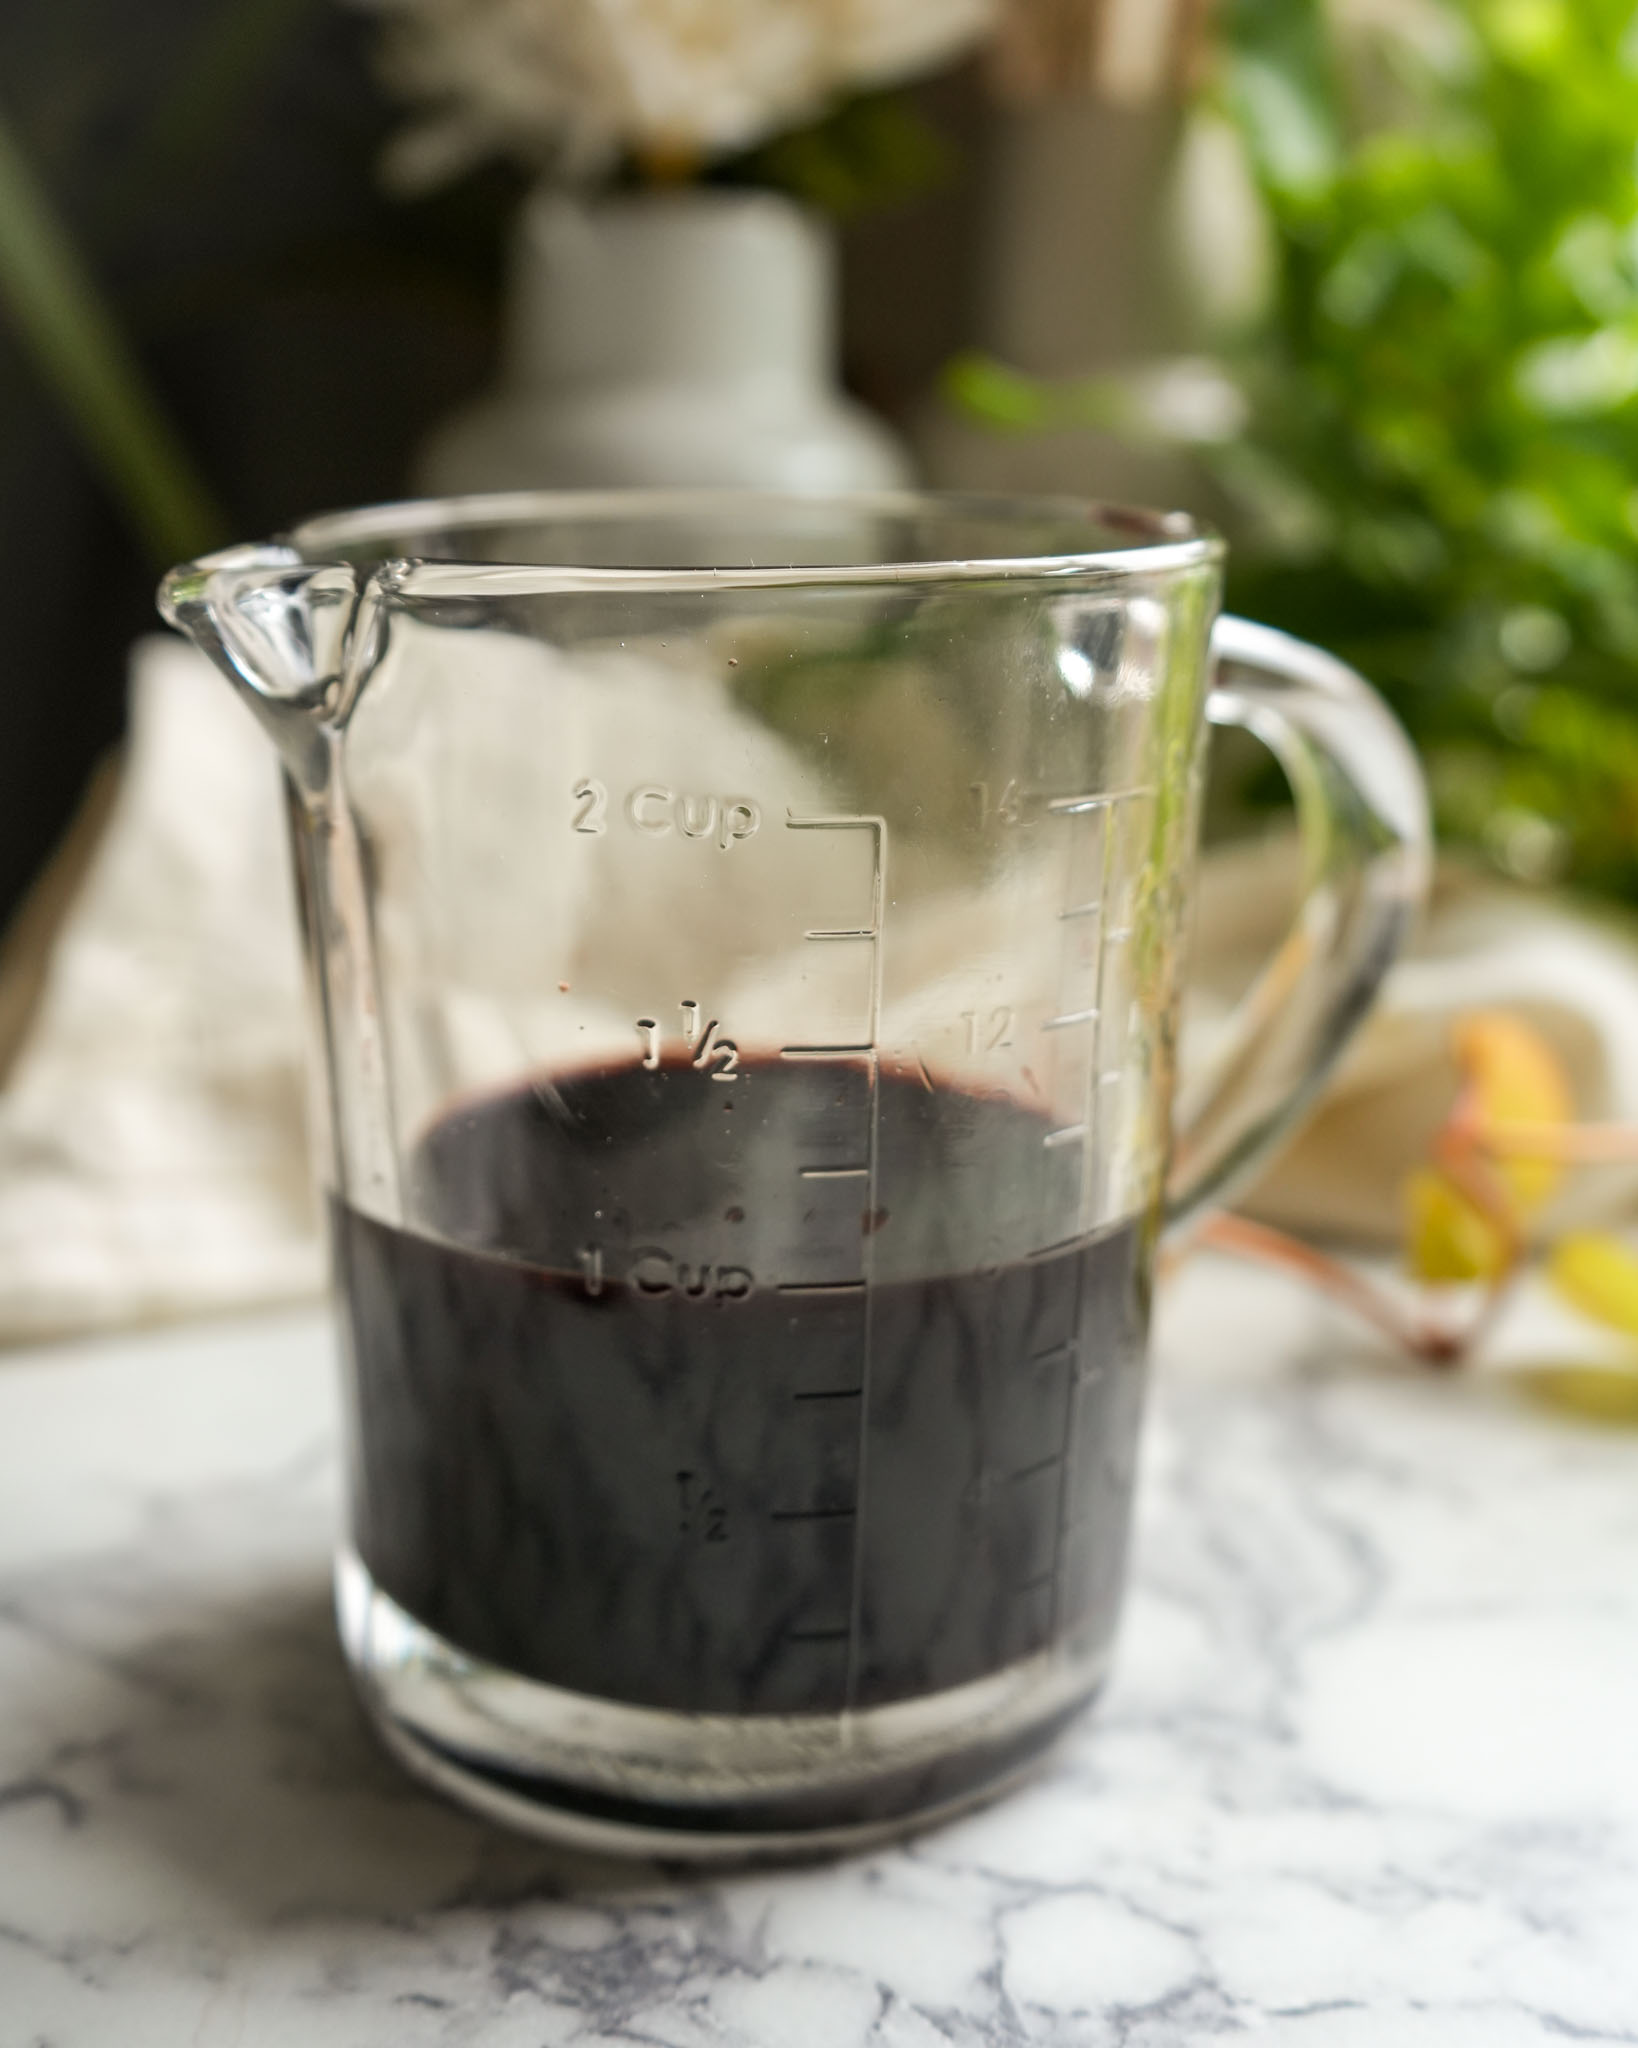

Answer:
[336,1548,1107,1859]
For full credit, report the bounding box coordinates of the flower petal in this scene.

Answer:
[1405,1165,1510,1281]
[1454,1011,1574,1212]
[1548,1231,1638,1335]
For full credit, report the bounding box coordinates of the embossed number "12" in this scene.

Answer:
[962,1006,1014,1054]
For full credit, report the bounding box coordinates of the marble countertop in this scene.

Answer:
[3,1258,1637,2046]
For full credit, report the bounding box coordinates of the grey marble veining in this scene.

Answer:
[2,1261,1637,2045]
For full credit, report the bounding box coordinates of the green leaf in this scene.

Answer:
[719,88,954,222]
[1226,51,1342,201]
[941,351,1058,433]
[0,108,224,567]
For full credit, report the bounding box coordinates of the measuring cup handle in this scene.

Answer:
[1165,615,1432,1231]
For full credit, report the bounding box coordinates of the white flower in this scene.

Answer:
[360,0,997,188]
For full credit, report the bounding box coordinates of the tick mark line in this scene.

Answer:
[1046,784,1155,815]
[777,1279,867,1296]
[793,1385,865,1402]
[1043,1123,1088,1149]
[1043,1008,1099,1032]
[798,1165,869,1180]
[770,1505,858,1522]
[1004,1453,1065,1486]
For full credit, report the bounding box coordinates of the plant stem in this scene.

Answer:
[1196,1212,1471,1366]
[0,109,226,569]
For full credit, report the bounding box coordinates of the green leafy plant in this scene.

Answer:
[952,0,1638,902]
[1215,0,1638,900]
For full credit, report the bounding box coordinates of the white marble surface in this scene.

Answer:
[3,1261,1638,2045]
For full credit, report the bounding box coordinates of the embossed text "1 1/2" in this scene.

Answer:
[636,1000,739,1080]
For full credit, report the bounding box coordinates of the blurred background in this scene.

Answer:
[5,0,1638,927]
[8,0,1638,1364]
[0,0,518,931]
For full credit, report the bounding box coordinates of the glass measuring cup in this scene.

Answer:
[160,491,1428,1856]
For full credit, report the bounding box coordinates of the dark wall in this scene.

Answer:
[0,6,983,930]
[0,0,517,925]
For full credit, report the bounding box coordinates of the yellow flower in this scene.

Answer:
[1404,1011,1572,1283]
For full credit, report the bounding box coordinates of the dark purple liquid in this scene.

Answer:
[332,1057,1150,1717]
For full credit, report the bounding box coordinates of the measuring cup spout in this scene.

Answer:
[158,545,369,791]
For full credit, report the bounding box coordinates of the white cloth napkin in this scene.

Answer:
[0,639,317,1340]
[1187,834,1638,1242]
[2,635,1635,1343]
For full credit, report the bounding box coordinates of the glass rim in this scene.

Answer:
[263,487,1224,595]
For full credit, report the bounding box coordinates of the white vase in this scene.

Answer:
[415,187,911,496]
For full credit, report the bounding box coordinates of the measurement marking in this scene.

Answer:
[1043,1123,1087,1150]
[1106,924,1133,942]
[1049,1277,1086,1641]
[1029,1233,1085,1261]
[1059,901,1100,921]
[770,1505,858,1523]
[915,1051,936,1094]
[784,808,887,1713]
[786,1626,851,1644]
[793,1385,864,1402]
[1004,1453,1064,1487]
[1044,787,1128,1635]
[1043,1008,1099,1032]
[1088,810,1118,1232]
[798,1164,869,1181]
[1046,783,1155,815]
[777,1279,867,1296]
[1029,1342,1077,1371]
